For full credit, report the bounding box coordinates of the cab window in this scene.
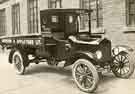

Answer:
[51,15,59,23]
[69,16,73,23]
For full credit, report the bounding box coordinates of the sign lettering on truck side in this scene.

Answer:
[1,39,41,46]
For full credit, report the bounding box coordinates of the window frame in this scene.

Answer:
[48,0,62,8]
[126,0,135,26]
[51,15,59,23]
[12,3,20,35]
[80,0,103,28]
[0,9,6,36]
[28,0,39,34]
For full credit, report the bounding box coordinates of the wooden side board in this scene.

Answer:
[0,34,42,48]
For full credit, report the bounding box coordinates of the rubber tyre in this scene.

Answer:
[8,49,16,64]
[72,59,99,93]
[112,51,134,78]
[12,50,28,75]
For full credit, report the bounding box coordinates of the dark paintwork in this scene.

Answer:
[0,9,112,66]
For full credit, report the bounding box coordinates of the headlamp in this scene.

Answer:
[95,50,102,59]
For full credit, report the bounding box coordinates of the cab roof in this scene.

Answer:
[40,8,92,15]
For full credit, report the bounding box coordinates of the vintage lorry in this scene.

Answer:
[0,1,134,93]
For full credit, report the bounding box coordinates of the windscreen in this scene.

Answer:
[78,13,89,32]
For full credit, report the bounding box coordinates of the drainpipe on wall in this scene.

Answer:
[96,0,99,28]
[89,0,91,34]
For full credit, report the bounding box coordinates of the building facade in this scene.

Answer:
[42,0,135,47]
[0,0,135,47]
[103,0,135,47]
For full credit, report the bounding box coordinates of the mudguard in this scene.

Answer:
[112,45,134,56]
[64,51,96,67]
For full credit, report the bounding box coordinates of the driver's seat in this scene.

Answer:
[68,35,101,45]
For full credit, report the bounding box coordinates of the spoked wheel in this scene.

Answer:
[112,51,134,78]
[12,50,28,75]
[72,59,99,93]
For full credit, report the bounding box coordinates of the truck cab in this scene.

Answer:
[40,9,92,40]
[39,9,105,60]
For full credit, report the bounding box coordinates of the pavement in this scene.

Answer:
[0,52,135,94]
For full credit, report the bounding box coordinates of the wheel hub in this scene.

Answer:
[119,62,124,68]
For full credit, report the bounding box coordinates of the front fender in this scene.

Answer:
[112,45,134,56]
[75,51,96,59]
[64,51,96,67]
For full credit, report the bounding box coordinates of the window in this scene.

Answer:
[80,0,103,28]
[69,16,73,23]
[0,9,6,36]
[48,0,62,8]
[51,16,59,23]
[79,14,89,29]
[79,14,89,31]
[0,0,9,4]
[96,0,103,27]
[12,4,20,34]
[80,0,90,9]
[126,0,135,26]
[28,0,38,33]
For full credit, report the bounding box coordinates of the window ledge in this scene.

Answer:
[91,27,105,34]
[122,26,135,33]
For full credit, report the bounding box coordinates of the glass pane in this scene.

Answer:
[51,16,58,23]
[98,18,103,27]
[12,4,20,34]
[129,4,135,14]
[91,10,96,20]
[28,0,38,33]
[129,0,135,3]
[69,16,73,23]
[0,9,6,35]
[79,14,89,31]
[98,9,103,19]
[129,15,135,25]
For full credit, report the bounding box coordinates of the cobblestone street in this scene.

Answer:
[0,52,135,94]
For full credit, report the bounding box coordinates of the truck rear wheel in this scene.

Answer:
[72,59,99,93]
[12,50,28,75]
[8,49,16,64]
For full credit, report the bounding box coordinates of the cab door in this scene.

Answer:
[64,14,78,38]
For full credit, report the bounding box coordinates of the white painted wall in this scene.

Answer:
[39,0,48,10]
[39,0,80,10]
[62,0,79,8]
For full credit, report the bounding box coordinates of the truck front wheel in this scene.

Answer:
[12,50,28,75]
[112,51,134,78]
[72,59,99,93]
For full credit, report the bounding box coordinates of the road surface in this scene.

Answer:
[0,52,135,94]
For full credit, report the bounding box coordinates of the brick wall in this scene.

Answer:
[102,0,135,49]
[103,0,126,31]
